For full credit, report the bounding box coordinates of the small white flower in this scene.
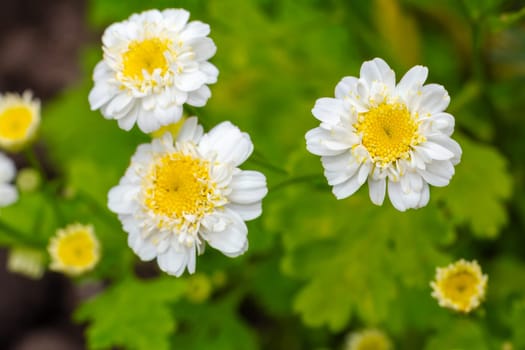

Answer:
[48,223,100,276]
[431,259,488,313]
[0,152,18,207]
[89,9,219,133]
[108,117,268,276]
[0,91,40,152]
[306,57,462,211]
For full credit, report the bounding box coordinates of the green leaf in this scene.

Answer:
[172,297,259,350]
[435,135,512,239]
[279,186,453,330]
[75,277,187,350]
[424,319,490,350]
[510,298,525,348]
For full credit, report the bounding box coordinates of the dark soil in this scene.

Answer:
[1,0,90,348]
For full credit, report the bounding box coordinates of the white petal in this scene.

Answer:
[396,65,428,104]
[0,153,16,182]
[332,171,366,199]
[305,127,348,156]
[137,110,162,133]
[427,135,462,165]
[107,184,140,214]
[105,93,133,117]
[162,9,190,32]
[417,182,430,208]
[387,180,407,211]
[421,112,455,136]
[228,170,267,204]
[312,98,345,124]
[226,202,262,221]
[335,76,359,99]
[89,82,116,111]
[179,21,210,41]
[186,85,211,107]
[117,109,138,131]
[177,116,203,143]
[416,84,450,114]
[368,177,386,205]
[418,160,455,187]
[198,122,254,166]
[175,70,207,91]
[191,37,217,61]
[202,209,248,257]
[157,247,191,277]
[360,58,395,91]
[199,62,219,84]
[417,141,454,160]
[0,184,18,207]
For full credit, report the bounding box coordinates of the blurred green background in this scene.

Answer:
[1,0,525,349]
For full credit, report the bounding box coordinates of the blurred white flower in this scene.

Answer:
[306,58,462,211]
[48,223,100,276]
[0,152,18,207]
[0,91,40,152]
[345,329,392,350]
[89,9,218,133]
[108,117,267,276]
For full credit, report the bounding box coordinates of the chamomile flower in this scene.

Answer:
[48,224,100,276]
[7,247,45,279]
[306,58,462,211]
[0,152,18,207]
[431,259,488,313]
[0,91,40,152]
[108,117,267,277]
[345,329,392,350]
[89,9,218,133]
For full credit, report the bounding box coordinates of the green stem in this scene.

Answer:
[24,147,46,180]
[0,218,43,248]
[249,150,289,175]
[270,174,322,192]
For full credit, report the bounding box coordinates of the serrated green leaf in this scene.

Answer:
[280,186,453,330]
[424,319,490,350]
[172,297,259,350]
[436,135,512,238]
[75,277,187,350]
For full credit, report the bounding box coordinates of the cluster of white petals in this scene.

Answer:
[306,58,462,211]
[108,118,267,276]
[89,9,218,133]
[0,153,18,207]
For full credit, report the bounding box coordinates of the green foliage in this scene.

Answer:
[435,135,512,239]
[75,277,187,350]
[1,0,523,349]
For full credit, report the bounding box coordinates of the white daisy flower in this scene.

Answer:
[108,117,268,276]
[48,223,100,276]
[431,259,488,313]
[0,152,18,207]
[306,57,462,211]
[89,9,219,133]
[0,91,40,152]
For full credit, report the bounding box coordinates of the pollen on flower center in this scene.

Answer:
[145,153,216,219]
[440,271,479,306]
[355,103,423,164]
[0,106,34,141]
[56,228,98,268]
[122,38,171,81]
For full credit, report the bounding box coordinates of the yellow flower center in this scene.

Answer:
[56,229,98,268]
[0,105,34,141]
[355,103,423,165]
[122,38,171,81]
[145,153,216,219]
[440,271,480,310]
